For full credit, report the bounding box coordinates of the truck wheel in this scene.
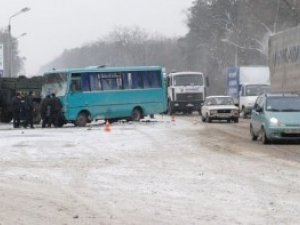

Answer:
[168,101,174,115]
[241,107,247,119]
[234,118,239,123]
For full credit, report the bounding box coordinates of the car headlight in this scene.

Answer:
[210,110,217,114]
[231,109,239,114]
[270,117,280,126]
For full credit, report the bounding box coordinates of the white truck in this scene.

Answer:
[226,66,271,118]
[268,26,300,93]
[166,71,207,114]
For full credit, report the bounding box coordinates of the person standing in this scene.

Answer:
[11,92,21,128]
[24,91,35,128]
[40,95,52,128]
[50,93,62,127]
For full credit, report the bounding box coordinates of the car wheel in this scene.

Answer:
[205,113,211,123]
[234,118,239,123]
[201,115,205,122]
[259,127,269,144]
[250,124,258,141]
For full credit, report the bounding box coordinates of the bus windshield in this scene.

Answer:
[173,74,203,86]
[42,73,68,97]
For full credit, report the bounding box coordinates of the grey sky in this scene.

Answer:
[0,0,194,75]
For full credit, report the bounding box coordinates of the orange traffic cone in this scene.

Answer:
[104,120,111,132]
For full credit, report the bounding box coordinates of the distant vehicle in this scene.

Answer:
[250,93,300,144]
[42,66,167,126]
[201,96,239,123]
[0,76,42,123]
[268,26,300,94]
[226,66,271,118]
[166,71,208,114]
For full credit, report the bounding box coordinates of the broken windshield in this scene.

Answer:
[42,73,68,97]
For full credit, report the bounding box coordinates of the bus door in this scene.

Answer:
[67,73,86,120]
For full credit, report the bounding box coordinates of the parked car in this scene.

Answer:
[201,96,239,123]
[250,93,300,144]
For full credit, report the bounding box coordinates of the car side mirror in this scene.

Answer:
[256,107,263,113]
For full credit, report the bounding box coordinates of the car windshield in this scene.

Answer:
[266,96,300,112]
[173,74,204,86]
[207,97,234,105]
[245,85,271,96]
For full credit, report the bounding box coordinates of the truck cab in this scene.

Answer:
[239,83,271,118]
[167,72,207,114]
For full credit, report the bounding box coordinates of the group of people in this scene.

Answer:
[40,93,63,128]
[11,91,35,128]
[11,92,63,129]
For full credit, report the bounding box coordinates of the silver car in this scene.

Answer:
[201,96,239,123]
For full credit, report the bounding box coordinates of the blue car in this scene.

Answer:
[250,93,300,144]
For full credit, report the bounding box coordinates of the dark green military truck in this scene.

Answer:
[0,76,43,123]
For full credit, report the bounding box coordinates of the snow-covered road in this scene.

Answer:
[0,116,299,225]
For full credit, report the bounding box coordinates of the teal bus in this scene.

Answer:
[41,66,167,126]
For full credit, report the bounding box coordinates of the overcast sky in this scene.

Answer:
[0,0,194,75]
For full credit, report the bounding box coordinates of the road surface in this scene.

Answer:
[0,115,299,225]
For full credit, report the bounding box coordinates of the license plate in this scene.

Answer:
[284,129,300,134]
[217,113,231,117]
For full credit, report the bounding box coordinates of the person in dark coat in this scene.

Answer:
[41,95,52,128]
[24,91,35,128]
[50,93,63,127]
[11,92,21,128]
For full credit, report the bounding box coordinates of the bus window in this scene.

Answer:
[143,71,161,88]
[81,73,91,92]
[90,73,102,91]
[131,72,144,89]
[122,73,132,89]
[71,73,82,92]
[101,73,123,91]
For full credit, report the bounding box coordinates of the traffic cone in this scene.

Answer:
[104,120,111,132]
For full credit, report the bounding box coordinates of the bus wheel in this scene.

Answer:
[131,108,142,121]
[76,112,88,127]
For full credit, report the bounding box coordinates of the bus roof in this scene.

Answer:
[169,71,204,76]
[44,66,163,74]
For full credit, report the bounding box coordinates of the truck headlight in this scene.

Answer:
[270,117,280,126]
[231,109,239,114]
[210,110,217,115]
